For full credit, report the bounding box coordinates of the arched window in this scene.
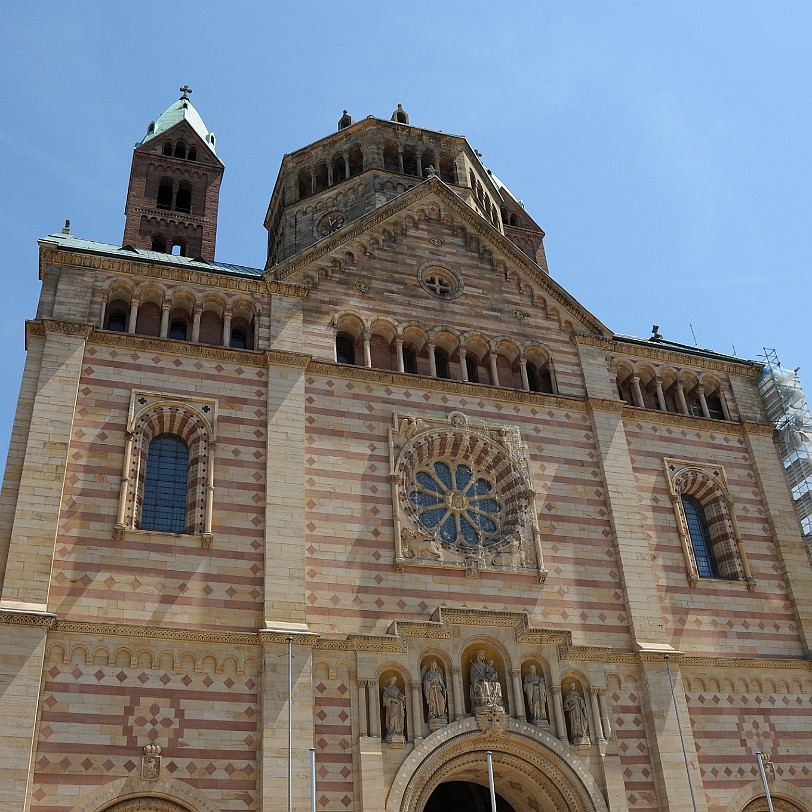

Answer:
[151,235,167,252]
[681,495,719,578]
[332,155,347,184]
[527,360,554,394]
[510,213,519,227]
[315,163,328,192]
[230,327,247,349]
[465,355,480,384]
[117,398,215,541]
[187,146,197,161]
[298,168,312,200]
[140,433,189,533]
[349,146,363,177]
[668,462,753,588]
[174,141,187,159]
[162,141,173,156]
[402,149,418,176]
[169,319,188,341]
[403,345,418,374]
[439,155,456,184]
[383,142,399,172]
[171,239,187,257]
[157,179,173,210]
[336,334,355,365]
[106,310,127,332]
[421,150,436,176]
[175,183,192,214]
[434,348,451,379]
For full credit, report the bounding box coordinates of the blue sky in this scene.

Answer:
[1,2,810,474]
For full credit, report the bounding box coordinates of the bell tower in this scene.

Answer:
[123,86,224,261]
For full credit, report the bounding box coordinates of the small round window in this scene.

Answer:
[417,262,462,300]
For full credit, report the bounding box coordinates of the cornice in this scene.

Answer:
[620,405,775,436]
[585,397,625,414]
[52,619,259,645]
[306,360,589,410]
[680,656,812,671]
[574,333,760,377]
[39,245,308,297]
[0,608,57,628]
[272,178,608,336]
[26,321,312,369]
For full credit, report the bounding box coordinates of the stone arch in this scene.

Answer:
[727,779,812,812]
[386,717,608,812]
[69,776,219,812]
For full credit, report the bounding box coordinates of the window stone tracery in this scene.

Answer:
[389,411,546,582]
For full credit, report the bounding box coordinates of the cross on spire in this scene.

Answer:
[179,85,193,100]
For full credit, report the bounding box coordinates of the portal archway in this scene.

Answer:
[386,717,608,812]
[424,780,515,812]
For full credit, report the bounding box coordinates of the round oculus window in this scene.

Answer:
[417,263,462,300]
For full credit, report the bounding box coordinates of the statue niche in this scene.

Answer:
[562,680,590,746]
[421,658,448,731]
[381,674,407,747]
[522,663,549,728]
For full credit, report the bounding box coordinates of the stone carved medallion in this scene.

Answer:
[389,411,547,582]
[141,743,162,780]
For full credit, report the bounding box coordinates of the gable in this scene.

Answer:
[135,119,223,167]
[273,178,608,339]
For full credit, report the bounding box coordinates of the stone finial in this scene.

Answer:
[62,219,71,235]
[651,325,663,340]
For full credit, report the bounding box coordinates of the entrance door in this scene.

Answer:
[423,781,517,812]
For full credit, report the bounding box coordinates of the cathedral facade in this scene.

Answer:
[0,94,810,812]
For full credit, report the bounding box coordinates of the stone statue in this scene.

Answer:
[469,649,489,709]
[383,676,405,741]
[422,660,447,721]
[485,659,504,706]
[523,665,547,724]
[563,682,590,744]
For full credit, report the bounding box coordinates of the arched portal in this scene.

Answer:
[742,800,807,812]
[100,800,193,812]
[386,718,608,812]
[424,780,515,812]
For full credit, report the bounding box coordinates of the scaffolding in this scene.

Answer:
[758,348,812,556]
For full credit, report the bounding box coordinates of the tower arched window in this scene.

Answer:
[421,150,436,176]
[298,168,312,200]
[187,146,197,161]
[402,149,418,176]
[336,334,356,365]
[349,146,363,177]
[157,179,173,210]
[332,155,347,184]
[175,183,192,214]
[151,235,167,252]
[315,163,328,192]
[174,140,187,159]
[163,141,173,156]
[681,494,720,578]
[383,142,399,172]
[171,239,187,257]
[141,433,189,533]
[439,155,456,184]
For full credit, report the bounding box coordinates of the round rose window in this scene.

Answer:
[396,430,530,551]
[410,461,500,545]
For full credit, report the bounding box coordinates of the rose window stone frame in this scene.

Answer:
[388,410,547,583]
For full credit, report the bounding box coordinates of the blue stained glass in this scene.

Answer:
[433,461,452,489]
[472,498,499,514]
[439,516,457,541]
[421,508,447,528]
[416,471,444,492]
[469,513,497,533]
[455,464,472,490]
[467,478,492,496]
[460,516,480,544]
[410,491,443,507]
[141,433,188,533]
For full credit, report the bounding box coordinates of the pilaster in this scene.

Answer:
[0,329,86,611]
